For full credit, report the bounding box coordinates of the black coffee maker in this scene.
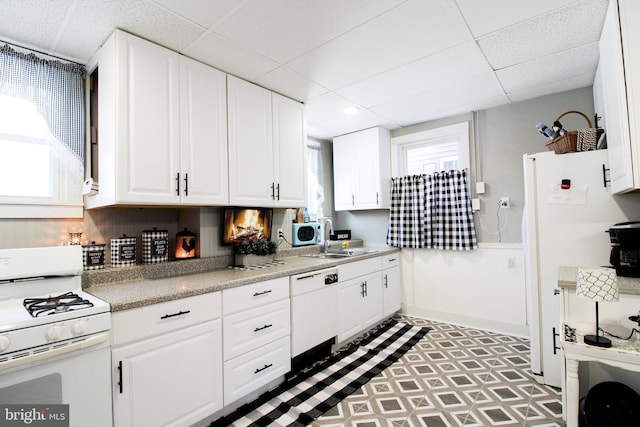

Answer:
[608,222,640,278]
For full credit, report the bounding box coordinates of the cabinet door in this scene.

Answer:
[361,272,383,329]
[115,31,181,204]
[272,93,307,207]
[332,134,356,211]
[383,266,401,317]
[337,277,363,342]
[228,76,274,206]
[354,129,382,209]
[112,320,223,427]
[179,57,228,205]
[599,0,635,193]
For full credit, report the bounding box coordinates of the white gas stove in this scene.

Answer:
[0,246,113,427]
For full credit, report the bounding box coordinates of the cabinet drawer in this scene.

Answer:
[223,277,289,315]
[224,336,291,405]
[382,254,400,268]
[112,292,221,346]
[223,299,290,361]
[338,257,382,281]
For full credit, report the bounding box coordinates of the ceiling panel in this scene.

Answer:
[506,72,596,103]
[55,0,204,60]
[335,41,493,108]
[372,73,508,125]
[255,67,328,102]
[0,0,75,55]
[185,31,278,82]
[289,0,472,90]
[497,43,599,94]
[478,0,607,70]
[151,0,242,29]
[214,0,406,64]
[455,0,578,37]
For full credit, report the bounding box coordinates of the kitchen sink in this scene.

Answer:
[301,248,378,259]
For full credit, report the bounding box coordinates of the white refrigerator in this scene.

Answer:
[523,149,638,388]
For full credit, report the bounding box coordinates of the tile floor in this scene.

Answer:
[311,315,565,427]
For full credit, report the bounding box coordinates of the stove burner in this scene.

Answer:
[24,292,94,317]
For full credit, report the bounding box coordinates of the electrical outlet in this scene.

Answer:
[499,197,510,209]
[277,228,284,238]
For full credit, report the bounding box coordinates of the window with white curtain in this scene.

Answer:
[0,44,85,218]
[305,139,325,219]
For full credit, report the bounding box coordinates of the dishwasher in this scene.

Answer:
[289,267,339,374]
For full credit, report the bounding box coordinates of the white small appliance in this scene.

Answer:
[292,222,321,246]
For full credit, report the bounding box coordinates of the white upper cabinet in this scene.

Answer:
[227,76,306,207]
[596,0,640,193]
[85,29,228,208]
[333,127,391,211]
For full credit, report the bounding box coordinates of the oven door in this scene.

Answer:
[0,332,112,427]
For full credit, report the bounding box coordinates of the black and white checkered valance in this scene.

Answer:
[0,44,86,164]
[387,169,477,250]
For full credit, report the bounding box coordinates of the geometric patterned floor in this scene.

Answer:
[312,315,565,427]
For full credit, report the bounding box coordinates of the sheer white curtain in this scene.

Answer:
[306,140,325,217]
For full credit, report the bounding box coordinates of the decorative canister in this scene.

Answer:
[175,228,198,260]
[142,228,169,264]
[82,241,105,271]
[110,235,136,267]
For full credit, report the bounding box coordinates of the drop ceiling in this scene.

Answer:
[0,0,608,140]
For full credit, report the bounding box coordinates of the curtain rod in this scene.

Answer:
[0,38,85,67]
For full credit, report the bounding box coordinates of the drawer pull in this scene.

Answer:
[296,273,321,281]
[160,310,190,320]
[254,363,273,374]
[254,324,273,332]
[253,289,272,297]
[388,258,397,262]
[117,360,123,394]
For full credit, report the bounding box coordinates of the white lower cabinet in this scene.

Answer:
[111,292,223,427]
[382,255,401,317]
[222,277,291,405]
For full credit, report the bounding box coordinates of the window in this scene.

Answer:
[305,139,325,219]
[0,44,85,218]
[391,122,470,177]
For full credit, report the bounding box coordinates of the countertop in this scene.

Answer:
[558,266,640,295]
[84,246,400,312]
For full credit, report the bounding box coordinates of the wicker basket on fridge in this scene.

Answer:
[545,110,604,154]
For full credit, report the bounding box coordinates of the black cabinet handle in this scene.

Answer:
[384,274,388,288]
[117,361,123,394]
[160,310,190,320]
[184,173,188,196]
[175,173,180,196]
[296,273,321,281]
[253,289,272,297]
[271,182,275,200]
[254,363,273,374]
[276,183,280,201]
[254,324,273,332]
[552,327,560,355]
[602,164,610,188]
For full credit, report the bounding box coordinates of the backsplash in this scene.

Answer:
[0,207,295,264]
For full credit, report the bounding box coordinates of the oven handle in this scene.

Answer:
[0,331,110,372]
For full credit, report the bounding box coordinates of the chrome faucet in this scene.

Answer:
[318,217,334,253]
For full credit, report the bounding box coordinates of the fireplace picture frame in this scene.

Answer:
[221,207,273,246]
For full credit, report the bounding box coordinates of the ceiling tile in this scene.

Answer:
[506,72,595,103]
[185,31,278,81]
[290,0,472,90]
[55,0,204,61]
[214,0,406,64]
[477,0,607,70]
[496,43,598,93]
[455,0,577,37]
[335,41,492,108]
[151,0,242,29]
[372,73,508,125]
[0,0,75,56]
[254,67,328,102]
[305,92,398,139]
